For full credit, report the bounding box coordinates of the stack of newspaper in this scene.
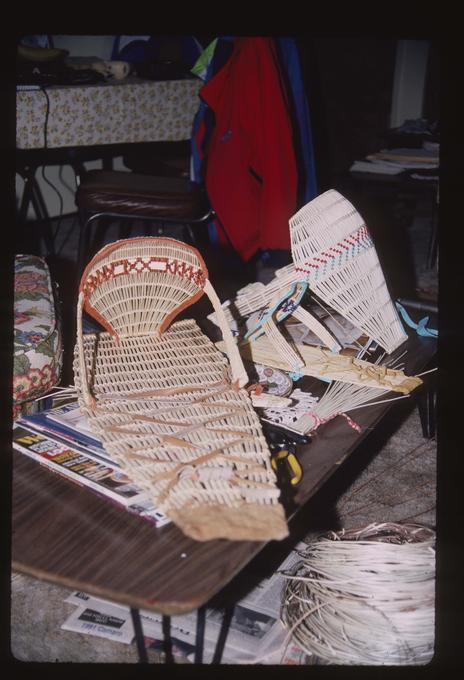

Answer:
[60,541,309,665]
[12,400,170,527]
[350,145,439,177]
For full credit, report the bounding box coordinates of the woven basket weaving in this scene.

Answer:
[233,264,298,317]
[290,189,408,354]
[73,237,288,542]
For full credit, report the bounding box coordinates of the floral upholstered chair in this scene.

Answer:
[13,255,63,418]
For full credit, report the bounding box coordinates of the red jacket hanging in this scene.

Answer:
[200,37,298,261]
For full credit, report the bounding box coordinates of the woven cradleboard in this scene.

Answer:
[73,237,288,542]
[290,189,408,354]
[211,270,421,400]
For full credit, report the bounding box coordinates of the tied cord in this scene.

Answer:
[307,410,362,433]
[101,379,252,444]
[246,383,264,396]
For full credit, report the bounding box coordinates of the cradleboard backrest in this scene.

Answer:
[289,189,408,354]
[79,237,209,341]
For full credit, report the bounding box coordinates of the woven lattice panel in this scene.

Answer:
[290,190,407,354]
[74,321,288,541]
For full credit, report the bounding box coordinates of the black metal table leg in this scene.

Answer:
[427,386,436,439]
[18,172,35,223]
[417,382,437,440]
[17,166,56,257]
[31,179,56,257]
[426,189,439,271]
[212,606,234,664]
[162,615,174,664]
[130,607,149,664]
[194,605,206,664]
[417,388,430,439]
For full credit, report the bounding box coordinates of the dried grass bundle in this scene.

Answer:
[280,522,435,665]
[231,335,421,394]
[293,349,412,434]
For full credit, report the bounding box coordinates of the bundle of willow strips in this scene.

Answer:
[280,523,435,665]
[74,237,288,542]
[232,336,421,394]
[290,189,408,354]
[294,347,413,434]
[233,264,298,317]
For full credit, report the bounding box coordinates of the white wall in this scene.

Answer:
[52,35,116,59]
[390,40,431,128]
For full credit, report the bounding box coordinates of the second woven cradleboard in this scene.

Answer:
[289,189,408,354]
[73,237,289,542]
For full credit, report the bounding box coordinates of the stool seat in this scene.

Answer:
[76,170,208,219]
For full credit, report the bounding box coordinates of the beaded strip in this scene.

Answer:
[295,225,373,282]
[306,410,362,433]
[83,256,207,297]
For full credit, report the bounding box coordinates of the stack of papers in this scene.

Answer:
[350,145,439,176]
[13,401,170,527]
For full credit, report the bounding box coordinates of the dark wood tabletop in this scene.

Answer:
[11,331,437,616]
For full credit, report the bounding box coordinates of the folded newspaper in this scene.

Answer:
[61,541,309,664]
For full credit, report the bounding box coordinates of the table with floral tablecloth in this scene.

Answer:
[16,77,202,149]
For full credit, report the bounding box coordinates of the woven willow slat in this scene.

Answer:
[74,237,288,542]
[233,264,298,317]
[221,335,422,394]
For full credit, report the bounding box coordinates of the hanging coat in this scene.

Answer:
[199,37,298,261]
[276,37,318,204]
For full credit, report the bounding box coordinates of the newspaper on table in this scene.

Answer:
[61,541,309,664]
[47,401,102,441]
[12,424,169,528]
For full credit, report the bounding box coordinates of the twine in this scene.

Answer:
[280,523,435,665]
[304,410,362,434]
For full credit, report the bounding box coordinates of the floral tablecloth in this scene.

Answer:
[16,77,202,150]
[13,255,63,418]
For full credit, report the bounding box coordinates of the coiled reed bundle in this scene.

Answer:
[280,523,435,665]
